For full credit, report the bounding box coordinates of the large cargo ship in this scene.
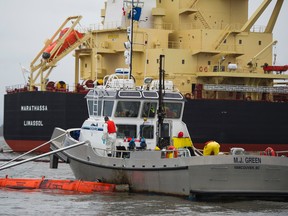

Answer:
[4,0,288,153]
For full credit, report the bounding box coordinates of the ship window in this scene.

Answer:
[116,124,136,139]
[87,99,102,116]
[118,91,141,98]
[159,123,170,148]
[239,39,242,44]
[163,102,182,118]
[182,59,185,64]
[114,101,140,117]
[259,41,262,45]
[142,91,158,98]
[142,102,157,118]
[161,123,170,138]
[147,59,149,64]
[140,125,154,139]
[163,92,183,99]
[103,101,114,116]
[87,100,93,116]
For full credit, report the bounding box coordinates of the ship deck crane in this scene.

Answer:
[28,16,91,91]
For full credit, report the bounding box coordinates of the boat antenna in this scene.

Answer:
[157,55,166,148]
[129,0,134,79]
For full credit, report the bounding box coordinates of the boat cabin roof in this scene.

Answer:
[85,89,184,101]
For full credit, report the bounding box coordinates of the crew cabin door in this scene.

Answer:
[160,120,172,148]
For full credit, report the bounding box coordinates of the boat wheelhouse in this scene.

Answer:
[80,70,192,152]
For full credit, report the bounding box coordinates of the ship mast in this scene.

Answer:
[129,0,134,79]
[124,0,143,79]
[157,54,166,148]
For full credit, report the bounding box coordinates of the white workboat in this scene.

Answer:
[50,56,288,199]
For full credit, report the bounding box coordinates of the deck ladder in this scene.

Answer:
[92,88,101,116]
[196,11,210,29]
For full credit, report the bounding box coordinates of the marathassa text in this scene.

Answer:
[21,105,48,111]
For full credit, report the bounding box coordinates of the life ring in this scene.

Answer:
[264,147,276,156]
[204,67,208,72]
[199,66,203,72]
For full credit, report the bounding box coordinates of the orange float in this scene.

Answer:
[0,176,120,193]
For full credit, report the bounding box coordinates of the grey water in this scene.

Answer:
[1,137,288,216]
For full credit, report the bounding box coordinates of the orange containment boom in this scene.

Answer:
[0,176,128,193]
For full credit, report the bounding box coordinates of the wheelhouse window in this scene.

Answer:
[114,101,140,117]
[140,125,154,139]
[103,101,114,117]
[141,102,157,118]
[116,124,137,139]
[87,99,102,116]
[164,102,182,118]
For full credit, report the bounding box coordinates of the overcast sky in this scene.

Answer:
[0,0,287,125]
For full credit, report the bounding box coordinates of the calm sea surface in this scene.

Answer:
[1,137,288,216]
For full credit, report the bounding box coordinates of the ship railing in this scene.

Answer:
[5,84,29,93]
[88,21,173,31]
[203,84,288,93]
[250,25,266,33]
[167,40,244,53]
[91,146,196,159]
[275,150,288,157]
[89,21,123,31]
[180,22,242,31]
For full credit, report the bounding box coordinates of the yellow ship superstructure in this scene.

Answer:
[73,0,287,101]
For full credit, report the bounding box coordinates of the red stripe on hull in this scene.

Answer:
[5,140,50,153]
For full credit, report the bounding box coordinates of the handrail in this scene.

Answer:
[0,132,67,168]
[0,140,88,171]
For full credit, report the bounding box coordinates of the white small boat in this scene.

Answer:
[50,58,288,199]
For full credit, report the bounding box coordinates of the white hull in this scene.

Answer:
[51,128,288,198]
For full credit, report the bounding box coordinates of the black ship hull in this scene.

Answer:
[183,99,288,152]
[4,92,288,152]
[4,91,88,152]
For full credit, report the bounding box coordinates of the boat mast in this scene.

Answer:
[157,54,166,148]
[129,0,134,79]
[124,0,143,79]
[124,0,135,79]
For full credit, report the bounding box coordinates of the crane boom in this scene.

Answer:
[28,16,91,91]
